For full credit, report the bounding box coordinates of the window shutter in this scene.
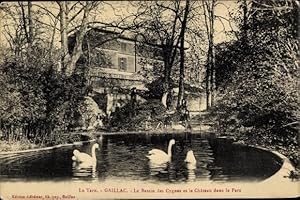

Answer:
[128,57,134,72]
[122,58,127,71]
[118,57,122,70]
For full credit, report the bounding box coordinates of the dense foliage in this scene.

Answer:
[213,0,299,166]
[0,45,90,144]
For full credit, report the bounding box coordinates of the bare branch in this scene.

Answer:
[31,3,58,19]
[18,1,30,44]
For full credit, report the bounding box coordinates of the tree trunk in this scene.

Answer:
[209,1,215,107]
[161,7,181,105]
[59,1,93,76]
[177,0,190,109]
[206,51,212,109]
[241,0,248,45]
[203,0,216,110]
[210,43,215,107]
[59,1,70,74]
[28,1,33,45]
[162,92,168,107]
[19,2,29,44]
[162,68,170,107]
[162,47,171,106]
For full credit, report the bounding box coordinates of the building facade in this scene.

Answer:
[79,28,164,116]
[69,28,206,117]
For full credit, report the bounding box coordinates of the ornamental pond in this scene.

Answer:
[0,132,282,183]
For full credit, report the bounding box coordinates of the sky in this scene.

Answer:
[213,1,239,43]
[0,1,239,49]
[98,1,239,44]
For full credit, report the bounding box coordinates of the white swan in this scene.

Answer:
[147,139,175,164]
[72,143,99,164]
[184,150,197,170]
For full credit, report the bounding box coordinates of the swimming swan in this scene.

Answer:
[184,150,197,164]
[184,150,197,170]
[147,139,175,164]
[72,143,99,164]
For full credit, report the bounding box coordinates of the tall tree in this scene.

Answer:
[135,0,182,105]
[58,1,100,76]
[203,0,217,109]
[177,0,191,108]
[130,0,200,107]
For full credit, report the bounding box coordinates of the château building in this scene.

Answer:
[69,27,206,117]
[70,28,164,116]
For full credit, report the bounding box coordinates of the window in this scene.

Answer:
[118,57,127,71]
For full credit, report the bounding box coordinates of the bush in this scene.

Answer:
[145,77,176,99]
[212,58,300,167]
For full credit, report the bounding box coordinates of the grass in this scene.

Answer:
[0,139,39,152]
[0,131,92,152]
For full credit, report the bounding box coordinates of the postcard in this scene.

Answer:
[0,0,299,199]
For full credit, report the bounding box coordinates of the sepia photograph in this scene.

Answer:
[0,0,299,199]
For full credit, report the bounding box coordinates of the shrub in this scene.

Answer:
[109,99,167,131]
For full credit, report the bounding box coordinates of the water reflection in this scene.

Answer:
[185,162,196,182]
[148,162,168,176]
[149,161,168,176]
[72,162,97,178]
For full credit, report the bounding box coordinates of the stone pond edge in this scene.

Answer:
[243,144,296,183]
[0,139,96,155]
[0,133,296,184]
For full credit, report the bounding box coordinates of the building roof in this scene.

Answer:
[70,26,188,50]
[69,26,164,49]
[87,27,138,43]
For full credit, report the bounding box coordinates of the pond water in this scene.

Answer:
[0,133,282,183]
